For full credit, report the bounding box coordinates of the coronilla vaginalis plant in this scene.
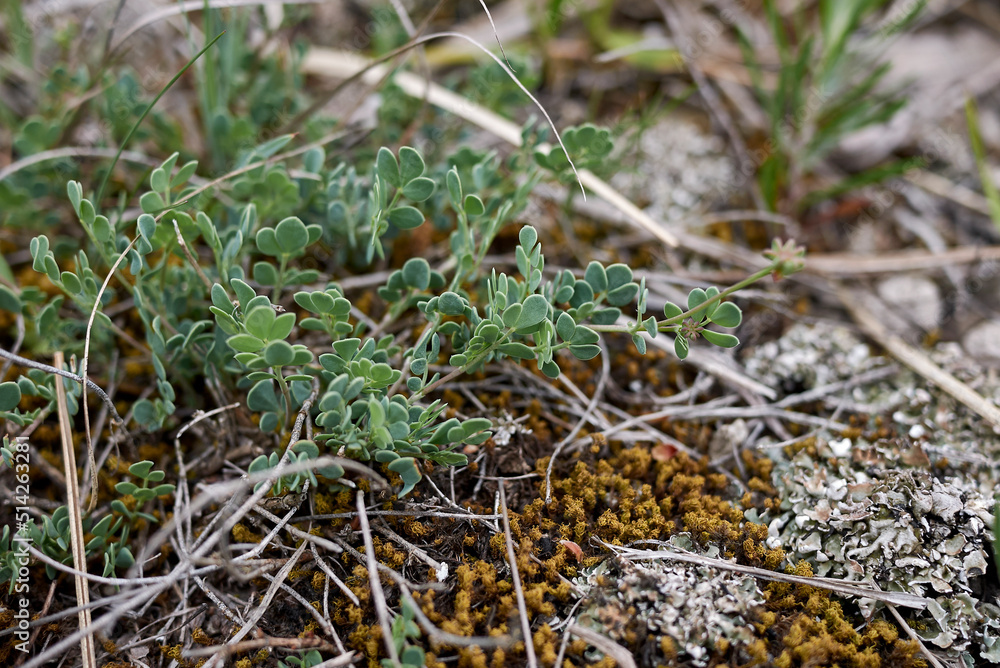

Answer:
[0,129,803,592]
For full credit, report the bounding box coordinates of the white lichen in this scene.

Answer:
[760,437,996,656]
[575,545,764,666]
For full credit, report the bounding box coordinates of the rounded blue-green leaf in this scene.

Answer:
[631,333,647,355]
[211,283,232,311]
[674,335,690,359]
[115,546,135,569]
[137,214,156,242]
[317,462,345,479]
[663,302,684,320]
[376,147,400,187]
[313,291,337,314]
[643,316,658,337]
[115,481,138,495]
[501,302,522,328]
[387,457,421,497]
[332,338,361,360]
[438,291,465,316]
[173,160,199,187]
[709,301,742,328]
[0,382,22,411]
[375,450,399,463]
[29,235,49,272]
[446,168,462,206]
[515,294,549,331]
[370,363,395,385]
[368,399,386,429]
[248,454,271,474]
[139,191,165,214]
[255,228,280,256]
[275,216,309,254]
[464,194,485,216]
[556,312,576,341]
[498,342,534,359]
[303,147,325,173]
[252,261,279,286]
[3,282,26,313]
[605,264,632,290]
[227,334,265,353]
[128,461,155,478]
[247,380,280,412]
[93,216,112,243]
[687,288,708,312]
[132,399,158,427]
[569,344,601,360]
[591,307,620,325]
[60,271,82,295]
[244,306,276,340]
[519,225,537,250]
[584,261,607,293]
[388,206,425,230]
[607,283,639,307]
[401,177,435,201]
[702,330,739,348]
[259,411,280,432]
[67,181,82,215]
[269,312,296,341]
[571,326,599,345]
[399,146,425,181]
[401,647,425,667]
[226,334,264,353]
[263,340,295,367]
[402,258,431,290]
[150,167,169,193]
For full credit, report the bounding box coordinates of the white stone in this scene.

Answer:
[962,319,1000,364]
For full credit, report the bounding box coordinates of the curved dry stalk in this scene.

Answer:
[601,540,931,610]
[52,351,96,668]
[499,482,538,668]
[202,539,309,668]
[357,491,402,668]
[0,348,121,423]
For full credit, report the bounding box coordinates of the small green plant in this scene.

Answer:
[0,460,174,587]
[279,649,324,668]
[965,96,1000,233]
[382,598,425,668]
[738,0,922,212]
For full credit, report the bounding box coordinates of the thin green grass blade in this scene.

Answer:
[94,30,226,207]
[965,96,1000,232]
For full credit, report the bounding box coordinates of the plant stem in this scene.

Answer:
[589,265,774,335]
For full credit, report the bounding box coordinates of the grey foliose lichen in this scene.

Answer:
[743,322,876,391]
[574,542,764,666]
[758,437,996,657]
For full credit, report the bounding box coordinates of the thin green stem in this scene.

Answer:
[589,265,775,335]
[414,326,515,399]
[94,30,225,207]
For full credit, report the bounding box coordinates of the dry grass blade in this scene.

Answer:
[300,48,679,247]
[601,541,931,610]
[837,285,1000,428]
[566,622,638,668]
[499,482,538,668]
[805,245,1000,274]
[357,491,401,667]
[878,588,948,668]
[202,539,310,668]
[52,351,97,668]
